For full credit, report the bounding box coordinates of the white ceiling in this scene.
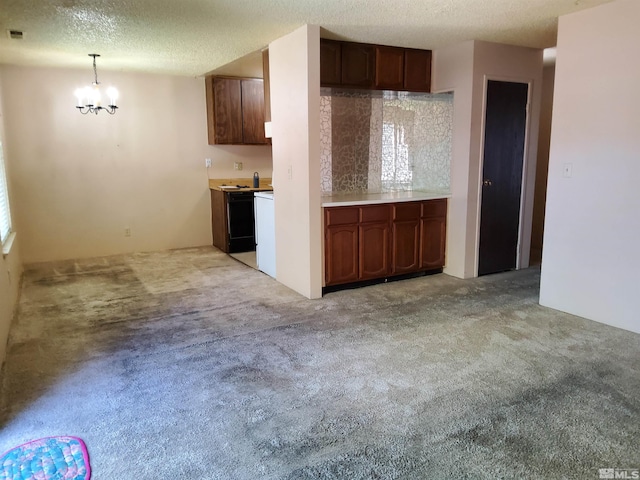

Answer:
[0,0,613,77]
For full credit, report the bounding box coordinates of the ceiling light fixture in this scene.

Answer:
[74,54,119,115]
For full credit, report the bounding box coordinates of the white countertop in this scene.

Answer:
[321,190,451,207]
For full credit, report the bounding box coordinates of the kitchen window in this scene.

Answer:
[0,141,12,246]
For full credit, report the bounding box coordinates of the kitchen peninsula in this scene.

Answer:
[323,191,449,289]
[318,79,453,291]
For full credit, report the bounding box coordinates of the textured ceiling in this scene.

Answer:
[0,0,614,77]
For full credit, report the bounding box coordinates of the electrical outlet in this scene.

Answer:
[205,158,212,168]
[124,227,131,237]
[234,162,243,171]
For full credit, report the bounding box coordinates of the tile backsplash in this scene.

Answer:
[320,91,453,195]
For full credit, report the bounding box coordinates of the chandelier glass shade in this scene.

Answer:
[74,54,119,115]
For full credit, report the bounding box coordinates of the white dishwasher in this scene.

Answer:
[254,192,276,278]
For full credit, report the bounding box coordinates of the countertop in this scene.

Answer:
[321,190,451,207]
[209,178,273,192]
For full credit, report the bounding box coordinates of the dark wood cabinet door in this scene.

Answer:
[325,225,359,285]
[359,205,391,279]
[375,46,404,90]
[325,207,359,286]
[320,39,342,86]
[211,189,229,252]
[359,222,390,279]
[341,43,375,88]
[211,77,243,144]
[404,49,432,92]
[420,199,447,270]
[392,203,421,274]
[392,221,420,274]
[420,217,446,269]
[241,79,267,144]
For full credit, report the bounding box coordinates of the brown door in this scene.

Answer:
[478,80,528,276]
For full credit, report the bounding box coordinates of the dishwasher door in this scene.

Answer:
[254,192,275,278]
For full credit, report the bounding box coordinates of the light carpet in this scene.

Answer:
[0,247,638,479]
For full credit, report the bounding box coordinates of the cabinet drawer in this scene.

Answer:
[360,204,390,223]
[393,202,421,221]
[421,199,447,218]
[325,207,359,226]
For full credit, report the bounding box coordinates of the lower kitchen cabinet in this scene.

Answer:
[325,207,360,285]
[324,199,447,287]
[391,202,421,275]
[211,189,229,252]
[359,205,391,280]
[420,198,447,269]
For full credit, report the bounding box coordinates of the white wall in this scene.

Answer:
[269,25,323,299]
[433,41,543,278]
[432,41,475,278]
[0,74,23,367]
[540,0,640,334]
[0,65,272,263]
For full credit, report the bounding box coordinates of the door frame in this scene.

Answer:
[474,75,534,277]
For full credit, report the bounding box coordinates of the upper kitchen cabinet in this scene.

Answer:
[374,46,405,90]
[341,43,375,88]
[320,40,342,86]
[205,76,269,145]
[404,49,432,93]
[241,80,268,144]
[320,39,432,92]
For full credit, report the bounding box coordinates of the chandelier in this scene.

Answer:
[74,54,119,115]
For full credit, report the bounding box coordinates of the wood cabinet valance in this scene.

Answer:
[320,39,432,93]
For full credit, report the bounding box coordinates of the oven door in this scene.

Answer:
[227,191,255,252]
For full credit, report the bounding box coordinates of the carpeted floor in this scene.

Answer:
[0,246,638,479]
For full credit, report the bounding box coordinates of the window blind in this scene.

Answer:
[0,142,12,243]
